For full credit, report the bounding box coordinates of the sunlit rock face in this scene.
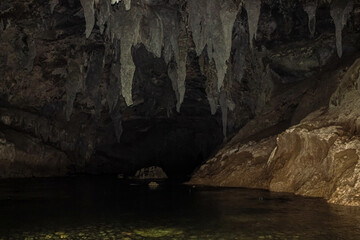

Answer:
[190,58,360,206]
[0,0,359,184]
[330,0,354,57]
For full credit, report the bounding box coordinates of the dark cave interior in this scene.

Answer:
[0,0,360,184]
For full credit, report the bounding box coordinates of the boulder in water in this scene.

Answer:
[134,166,168,179]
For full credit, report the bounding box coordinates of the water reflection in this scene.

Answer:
[0,177,359,239]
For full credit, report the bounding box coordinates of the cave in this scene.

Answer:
[1,0,360,238]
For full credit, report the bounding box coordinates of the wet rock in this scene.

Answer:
[268,34,336,82]
[148,181,159,189]
[190,58,360,206]
[134,166,168,179]
[134,228,183,238]
[0,129,71,178]
[0,133,16,165]
[190,136,276,188]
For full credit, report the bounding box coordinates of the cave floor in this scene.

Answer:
[0,177,359,240]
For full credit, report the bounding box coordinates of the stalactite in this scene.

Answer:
[232,17,248,83]
[106,6,144,106]
[105,40,121,114]
[107,65,121,113]
[0,19,4,35]
[303,1,317,37]
[50,0,59,14]
[95,1,187,110]
[173,20,188,113]
[80,0,95,38]
[113,115,123,142]
[132,7,184,112]
[243,0,261,49]
[79,0,266,118]
[106,67,120,113]
[65,60,82,121]
[159,7,187,112]
[123,0,131,10]
[188,0,238,90]
[105,41,123,142]
[97,0,111,34]
[218,3,239,90]
[200,57,219,115]
[140,9,163,59]
[219,90,228,139]
[330,0,354,58]
[110,104,123,142]
[24,37,36,72]
[100,4,119,114]
[188,0,238,113]
[85,48,105,121]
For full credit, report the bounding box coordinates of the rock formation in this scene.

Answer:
[302,0,318,37]
[189,58,360,207]
[0,0,360,206]
[134,166,168,179]
[330,0,354,57]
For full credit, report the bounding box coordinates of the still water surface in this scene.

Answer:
[0,177,359,240]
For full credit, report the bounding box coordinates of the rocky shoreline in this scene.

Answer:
[189,58,360,207]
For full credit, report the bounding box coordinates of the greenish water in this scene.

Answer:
[0,177,359,240]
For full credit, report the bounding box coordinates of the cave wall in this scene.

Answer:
[0,0,359,179]
[189,57,360,206]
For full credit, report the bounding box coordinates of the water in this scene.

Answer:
[0,177,359,240]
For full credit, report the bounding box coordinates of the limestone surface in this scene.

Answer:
[190,58,360,206]
[134,166,168,179]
